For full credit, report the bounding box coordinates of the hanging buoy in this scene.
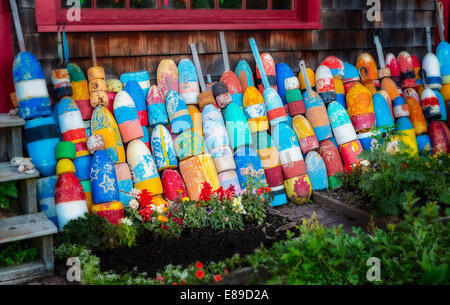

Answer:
[124,80,148,126]
[13,51,51,119]
[113,90,144,143]
[178,58,200,105]
[151,124,178,171]
[305,151,328,191]
[126,139,163,194]
[292,114,319,154]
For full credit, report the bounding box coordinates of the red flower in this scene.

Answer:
[214,274,223,282]
[138,189,154,207]
[181,279,186,284]
[156,275,164,283]
[195,261,203,269]
[196,270,205,279]
[139,205,154,222]
[225,185,235,200]
[213,186,225,201]
[199,181,212,202]
[172,282,178,285]
[224,268,229,275]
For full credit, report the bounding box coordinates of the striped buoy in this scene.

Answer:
[234,60,254,92]
[13,51,51,119]
[126,139,162,194]
[37,176,59,226]
[113,90,144,143]
[234,146,267,190]
[305,151,328,191]
[421,88,441,121]
[263,88,287,126]
[24,116,59,176]
[91,201,125,225]
[252,131,284,188]
[80,179,93,213]
[51,68,72,100]
[284,174,312,205]
[147,85,169,127]
[255,53,277,93]
[178,59,200,105]
[378,90,394,118]
[55,171,88,231]
[209,145,235,174]
[318,139,343,189]
[357,130,380,151]
[114,162,134,206]
[203,104,230,150]
[179,156,207,200]
[124,80,148,126]
[412,55,423,92]
[272,122,306,179]
[166,89,193,133]
[90,150,119,204]
[398,51,417,90]
[91,106,125,164]
[333,77,346,109]
[67,63,92,120]
[327,101,357,146]
[58,97,87,155]
[342,62,360,94]
[243,86,269,133]
[284,77,305,116]
[161,169,188,202]
[422,53,442,90]
[151,124,178,171]
[224,103,252,150]
[315,65,336,104]
[393,96,410,118]
[396,117,419,156]
[303,90,333,141]
[120,71,150,97]
[157,59,178,97]
[220,70,243,108]
[321,56,345,79]
[346,83,376,132]
[386,53,402,88]
[292,114,319,154]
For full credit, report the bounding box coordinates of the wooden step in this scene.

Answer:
[0,114,25,128]
[0,162,39,183]
[0,260,52,285]
[0,213,58,245]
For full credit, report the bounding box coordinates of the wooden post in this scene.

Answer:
[40,235,54,272]
[7,126,22,159]
[19,178,37,214]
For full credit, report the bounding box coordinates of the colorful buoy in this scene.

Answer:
[13,51,51,119]
[166,89,193,133]
[342,62,360,93]
[357,130,380,151]
[51,68,72,100]
[37,176,58,226]
[255,53,277,93]
[318,140,343,189]
[68,63,92,120]
[346,83,376,132]
[327,101,357,146]
[429,120,449,154]
[220,70,243,108]
[263,88,287,126]
[234,146,266,190]
[179,156,207,200]
[157,59,178,97]
[298,67,315,91]
[90,150,119,204]
[284,77,305,116]
[404,95,427,135]
[422,53,442,90]
[292,114,319,154]
[356,52,379,89]
[218,170,242,194]
[284,174,312,205]
[393,96,410,119]
[243,86,269,133]
[212,82,232,109]
[386,53,402,88]
[120,71,150,97]
[113,90,144,143]
[398,51,417,90]
[24,116,59,176]
[147,85,169,127]
[203,104,230,150]
[151,124,178,171]
[305,151,328,191]
[114,162,134,206]
[315,65,336,104]
[373,93,395,131]
[339,140,364,167]
[224,103,252,150]
[74,155,92,181]
[381,77,401,101]
[416,134,433,155]
[124,80,148,127]
[58,97,87,145]
[420,88,441,121]
[174,130,204,160]
[276,63,295,106]
[161,169,188,202]
[334,77,346,109]
[178,58,200,105]
[91,201,125,225]
[209,145,236,174]
[234,60,254,92]
[434,90,448,122]
[303,90,333,141]
[396,117,419,156]
[252,131,284,188]
[198,153,221,191]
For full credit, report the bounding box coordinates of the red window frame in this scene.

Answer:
[35,0,321,32]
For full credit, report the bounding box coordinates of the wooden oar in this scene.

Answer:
[249,37,286,126]
[190,43,216,110]
[219,32,243,107]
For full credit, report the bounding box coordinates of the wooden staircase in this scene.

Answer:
[0,113,58,284]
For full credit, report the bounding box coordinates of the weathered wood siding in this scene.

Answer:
[11,0,436,86]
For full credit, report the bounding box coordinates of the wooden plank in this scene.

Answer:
[0,260,51,284]
[7,126,23,159]
[0,212,58,244]
[19,178,37,214]
[0,162,39,183]
[0,114,25,128]
[40,235,54,272]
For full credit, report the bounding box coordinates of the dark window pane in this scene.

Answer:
[272,0,291,9]
[161,0,187,9]
[130,0,157,8]
[192,0,215,9]
[62,0,92,8]
[219,0,242,9]
[246,0,267,9]
[97,0,126,8]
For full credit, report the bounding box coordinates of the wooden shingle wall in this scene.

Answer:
[11,0,436,84]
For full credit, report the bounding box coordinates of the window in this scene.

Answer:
[35,0,321,32]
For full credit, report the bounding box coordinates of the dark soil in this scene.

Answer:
[318,187,370,211]
[94,213,289,277]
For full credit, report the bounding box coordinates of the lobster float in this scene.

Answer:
[372,93,395,132]
[106,79,122,114]
[305,151,328,191]
[249,38,287,127]
[374,34,402,98]
[113,90,144,143]
[255,53,277,94]
[292,114,320,154]
[224,103,252,151]
[345,83,376,132]
[178,58,200,105]
[318,139,344,189]
[276,62,295,110]
[356,52,380,93]
[298,66,316,92]
[342,62,360,94]
[165,78,193,133]
[315,64,336,105]
[398,51,418,90]
[219,32,243,108]
[243,86,269,133]
[120,71,150,97]
[147,85,169,127]
[429,121,449,154]
[124,80,148,127]
[234,146,267,191]
[422,27,442,90]
[234,59,254,92]
[386,53,402,89]
[51,68,72,101]
[114,162,134,206]
[403,88,427,135]
[161,169,189,202]
[68,63,93,120]
[87,37,108,109]
[90,150,120,205]
[283,71,306,116]
[37,176,59,226]
[157,59,178,97]
[151,124,178,171]
[396,117,419,157]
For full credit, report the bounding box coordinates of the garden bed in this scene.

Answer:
[94,212,289,277]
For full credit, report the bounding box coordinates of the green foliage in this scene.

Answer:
[114,220,138,248]
[0,182,18,210]
[0,241,38,267]
[246,197,450,285]
[339,128,450,217]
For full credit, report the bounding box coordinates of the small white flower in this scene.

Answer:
[129,188,141,198]
[119,217,133,226]
[129,199,139,210]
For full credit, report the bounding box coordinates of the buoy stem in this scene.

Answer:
[299,60,312,91]
[219,32,230,72]
[373,35,386,68]
[249,38,270,90]
[90,37,97,67]
[9,0,26,52]
[190,43,207,92]
[436,0,446,42]
[426,27,432,53]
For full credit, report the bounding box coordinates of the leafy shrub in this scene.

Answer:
[0,182,18,210]
[0,241,38,266]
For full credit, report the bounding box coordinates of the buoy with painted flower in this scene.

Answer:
[292,114,319,153]
[124,80,148,126]
[305,151,328,191]
[272,122,306,180]
[126,139,163,194]
[318,139,343,189]
[120,71,150,97]
[91,106,125,164]
[234,146,267,190]
[151,124,178,171]
[243,86,269,133]
[178,58,200,105]
[113,90,144,143]
[13,51,51,119]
